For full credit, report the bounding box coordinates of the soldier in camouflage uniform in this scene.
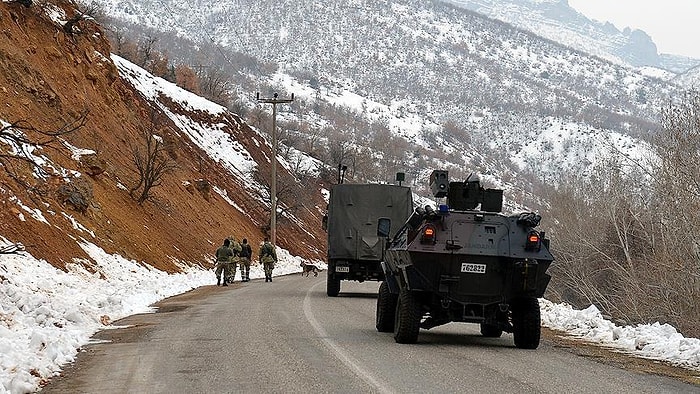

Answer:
[259,237,277,282]
[226,236,243,283]
[239,238,253,282]
[215,238,234,286]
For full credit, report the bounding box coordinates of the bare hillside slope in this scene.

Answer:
[0,0,326,272]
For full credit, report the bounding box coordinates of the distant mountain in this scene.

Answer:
[673,65,700,88]
[95,0,683,208]
[662,54,700,76]
[444,0,700,73]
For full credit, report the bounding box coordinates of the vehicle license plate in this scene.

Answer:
[336,266,350,273]
[461,263,486,274]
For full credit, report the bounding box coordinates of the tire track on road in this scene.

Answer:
[303,281,394,394]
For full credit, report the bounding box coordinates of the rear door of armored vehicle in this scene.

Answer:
[325,183,413,297]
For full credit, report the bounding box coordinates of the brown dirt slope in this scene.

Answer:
[0,0,326,272]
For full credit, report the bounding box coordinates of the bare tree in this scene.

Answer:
[129,112,178,204]
[324,131,356,179]
[107,28,138,62]
[0,243,25,254]
[650,91,700,335]
[657,91,700,199]
[196,66,233,106]
[136,36,158,70]
[545,93,700,337]
[63,1,104,35]
[175,64,200,95]
[246,107,270,133]
[301,124,324,158]
[251,165,318,235]
[226,90,248,118]
[0,111,88,184]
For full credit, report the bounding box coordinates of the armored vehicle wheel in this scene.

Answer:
[512,297,541,349]
[326,274,341,297]
[393,289,421,343]
[480,323,503,338]
[376,281,398,332]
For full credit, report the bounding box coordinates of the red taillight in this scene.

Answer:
[525,231,541,251]
[421,225,437,244]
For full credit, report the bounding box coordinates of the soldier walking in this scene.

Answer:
[259,237,277,282]
[215,238,234,286]
[227,236,243,283]
[239,238,253,282]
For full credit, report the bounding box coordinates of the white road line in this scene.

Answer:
[303,281,395,394]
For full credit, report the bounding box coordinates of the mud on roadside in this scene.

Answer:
[542,328,700,386]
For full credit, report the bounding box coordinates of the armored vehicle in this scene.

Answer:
[325,183,413,297]
[376,170,553,348]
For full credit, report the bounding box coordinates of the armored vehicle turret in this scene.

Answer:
[376,170,553,348]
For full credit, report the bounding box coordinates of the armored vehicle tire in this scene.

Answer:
[512,297,541,349]
[327,274,341,297]
[376,281,398,332]
[480,323,503,338]
[393,289,421,343]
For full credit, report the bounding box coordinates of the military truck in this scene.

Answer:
[325,183,413,297]
[375,170,553,348]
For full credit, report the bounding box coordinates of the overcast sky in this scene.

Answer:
[568,0,700,59]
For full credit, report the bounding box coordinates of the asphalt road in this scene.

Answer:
[42,274,699,393]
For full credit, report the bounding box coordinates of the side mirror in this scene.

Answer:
[377,217,391,238]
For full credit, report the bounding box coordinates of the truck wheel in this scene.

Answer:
[512,297,541,349]
[480,323,503,338]
[326,274,341,297]
[393,289,421,343]
[376,281,398,332]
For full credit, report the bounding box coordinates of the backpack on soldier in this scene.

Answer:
[227,238,241,264]
[230,239,242,256]
[260,242,275,264]
[240,243,252,259]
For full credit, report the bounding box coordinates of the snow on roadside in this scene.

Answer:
[540,299,700,371]
[0,240,323,394]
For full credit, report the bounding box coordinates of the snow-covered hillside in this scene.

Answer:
[95,0,686,210]
[445,0,700,73]
[673,65,700,89]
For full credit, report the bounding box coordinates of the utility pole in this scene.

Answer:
[338,164,347,184]
[256,92,294,247]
